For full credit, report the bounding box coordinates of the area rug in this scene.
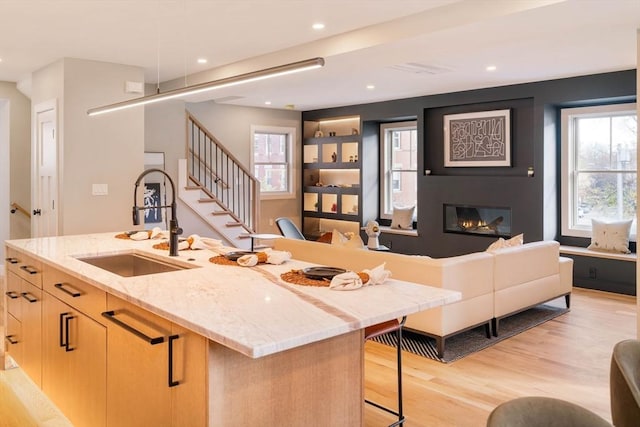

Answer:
[369,303,569,363]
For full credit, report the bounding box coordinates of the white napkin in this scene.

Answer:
[177,240,190,251]
[187,234,208,250]
[329,263,391,291]
[329,272,363,290]
[363,263,392,285]
[265,248,291,265]
[129,231,150,241]
[150,227,165,239]
[237,254,258,267]
[236,248,292,267]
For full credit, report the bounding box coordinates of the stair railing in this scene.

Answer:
[186,112,260,232]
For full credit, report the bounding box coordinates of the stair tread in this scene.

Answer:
[211,211,229,215]
[225,222,244,227]
[198,198,217,203]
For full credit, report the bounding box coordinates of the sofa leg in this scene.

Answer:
[436,337,445,359]
[484,322,492,338]
[492,318,499,337]
[565,293,571,309]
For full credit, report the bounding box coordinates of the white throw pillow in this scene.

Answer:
[486,233,524,252]
[391,206,415,229]
[587,219,632,254]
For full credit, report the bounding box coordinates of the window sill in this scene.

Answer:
[379,226,418,237]
[559,245,636,262]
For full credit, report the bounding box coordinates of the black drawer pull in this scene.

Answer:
[54,283,82,298]
[168,334,180,387]
[101,311,165,345]
[5,291,19,299]
[21,292,39,303]
[5,257,19,264]
[5,335,18,345]
[20,265,39,275]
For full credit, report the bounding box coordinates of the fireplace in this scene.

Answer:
[444,204,511,237]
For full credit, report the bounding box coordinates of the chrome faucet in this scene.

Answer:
[132,168,183,256]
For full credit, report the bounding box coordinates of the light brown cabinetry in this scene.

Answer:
[42,266,107,427]
[4,249,43,386]
[104,295,207,427]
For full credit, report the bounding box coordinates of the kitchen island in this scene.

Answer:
[3,232,460,426]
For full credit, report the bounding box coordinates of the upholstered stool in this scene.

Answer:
[610,339,640,427]
[365,316,407,427]
[486,396,612,427]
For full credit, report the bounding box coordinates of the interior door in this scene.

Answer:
[33,104,58,237]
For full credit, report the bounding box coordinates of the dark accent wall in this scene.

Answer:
[303,70,636,258]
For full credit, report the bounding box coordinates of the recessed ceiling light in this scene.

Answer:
[486,65,497,71]
[312,23,325,30]
[264,101,272,105]
[197,58,208,64]
[366,84,375,90]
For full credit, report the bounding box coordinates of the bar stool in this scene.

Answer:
[364,316,407,426]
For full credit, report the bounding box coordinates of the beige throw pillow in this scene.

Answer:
[587,219,632,254]
[486,233,524,252]
[391,206,415,229]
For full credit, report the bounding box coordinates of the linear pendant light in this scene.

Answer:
[87,57,325,116]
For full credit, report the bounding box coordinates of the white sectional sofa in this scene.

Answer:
[274,238,573,358]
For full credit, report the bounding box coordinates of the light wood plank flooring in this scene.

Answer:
[364,287,637,427]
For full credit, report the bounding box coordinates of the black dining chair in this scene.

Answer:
[275,217,306,240]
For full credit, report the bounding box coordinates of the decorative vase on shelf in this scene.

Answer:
[331,152,337,162]
[364,220,380,249]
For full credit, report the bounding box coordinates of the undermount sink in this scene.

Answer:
[76,253,197,277]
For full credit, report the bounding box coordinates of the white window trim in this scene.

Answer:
[560,102,637,239]
[380,121,417,220]
[250,125,296,200]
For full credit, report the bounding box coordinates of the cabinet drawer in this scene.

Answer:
[5,271,22,318]
[6,247,43,288]
[5,313,22,364]
[44,267,106,322]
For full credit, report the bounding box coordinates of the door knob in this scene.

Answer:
[33,209,42,216]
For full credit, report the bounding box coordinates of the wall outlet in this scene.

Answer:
[269,218,274,226]
[92,183,108,196]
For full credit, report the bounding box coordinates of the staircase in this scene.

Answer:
[178,113,260,249]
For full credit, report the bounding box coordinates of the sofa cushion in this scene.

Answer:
[587,218,632,254]
[493,241,560,291]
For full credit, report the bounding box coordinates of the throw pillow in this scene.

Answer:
[587,219,632,254]
[486,233,524,252]
[391,205,415,229]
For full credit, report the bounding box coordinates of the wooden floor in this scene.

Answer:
[364,287,637,427]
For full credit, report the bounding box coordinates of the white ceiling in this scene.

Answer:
[0,0,638,111]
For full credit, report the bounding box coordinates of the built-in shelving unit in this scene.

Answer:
[302,115,378,239]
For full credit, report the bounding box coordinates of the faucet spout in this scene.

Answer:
[133,168,183,256]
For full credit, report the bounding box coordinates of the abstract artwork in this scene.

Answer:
[444,109,511,167]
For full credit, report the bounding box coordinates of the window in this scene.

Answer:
[251,125,296,199]
[561,103,637,238]
[380,121,418,219]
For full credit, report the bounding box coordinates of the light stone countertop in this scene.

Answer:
[6,232,461,358]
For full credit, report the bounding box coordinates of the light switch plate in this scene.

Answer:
[92,183,108,196]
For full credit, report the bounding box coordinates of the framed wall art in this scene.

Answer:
[444,109,511,167]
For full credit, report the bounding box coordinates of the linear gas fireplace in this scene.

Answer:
[444,204,511,238]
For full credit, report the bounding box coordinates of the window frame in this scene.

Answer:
[250,125,296,200]
[560,102,637,239]
[379,121,418,220]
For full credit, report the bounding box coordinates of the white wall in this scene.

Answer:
[31,58,145,235]
[0,82,31,243]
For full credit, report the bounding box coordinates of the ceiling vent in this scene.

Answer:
[388,62,452,75]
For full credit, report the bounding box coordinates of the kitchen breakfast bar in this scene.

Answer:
[2,233,460,426]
